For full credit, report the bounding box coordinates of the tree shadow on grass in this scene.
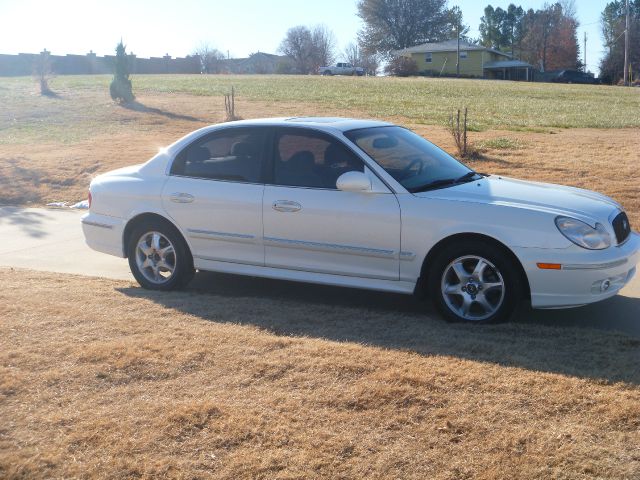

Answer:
[41,89,62,99]
[467,151,513,167]
[121,101,202,122]
[118,271,640,385]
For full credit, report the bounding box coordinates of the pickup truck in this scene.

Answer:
[319,63,365,76]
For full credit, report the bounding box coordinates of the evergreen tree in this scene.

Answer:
[503,4,525,57]
[110,40,134,103]
[480,3,579,69]
[479,5,507,50]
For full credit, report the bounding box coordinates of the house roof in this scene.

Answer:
[224,52,289,65]
[396,40,511,58]
[483,59,534,69]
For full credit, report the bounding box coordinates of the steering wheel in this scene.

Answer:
[398,157,424,180]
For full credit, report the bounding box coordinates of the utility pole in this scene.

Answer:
[456,18,460,77]
[624,0,630,85]
[584,31,587,72]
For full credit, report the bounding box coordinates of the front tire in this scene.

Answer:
[427,240,523,323]
[127,221,194,291]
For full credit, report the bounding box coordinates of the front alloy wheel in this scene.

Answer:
[428,240,522,323]
[441,255,505,321]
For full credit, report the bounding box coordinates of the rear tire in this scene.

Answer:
[127,220,194,291]
[427,240,523,323]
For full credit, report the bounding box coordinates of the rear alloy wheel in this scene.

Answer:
[428,241,522,323]
[128,222,194,290]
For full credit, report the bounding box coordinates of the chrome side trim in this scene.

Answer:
[563,258,628,270]
[400,251,416,261]
[264,261,398,281]
[264,236,395,258]
[194,255,262,266]
[81,220,113,230]
[187,229,256,243]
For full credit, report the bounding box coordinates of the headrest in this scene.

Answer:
[231,141,254,157]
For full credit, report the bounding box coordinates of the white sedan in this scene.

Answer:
[82,117,639,323]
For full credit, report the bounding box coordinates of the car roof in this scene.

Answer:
[165,117,397,155]
[217,117,394,133]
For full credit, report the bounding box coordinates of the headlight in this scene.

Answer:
[555,216,611,250]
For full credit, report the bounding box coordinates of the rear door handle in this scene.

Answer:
[272,200,302,212]
[170,192,195,203]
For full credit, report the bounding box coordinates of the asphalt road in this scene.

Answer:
[1,205,638,336]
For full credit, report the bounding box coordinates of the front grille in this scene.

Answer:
[612,211,631,244]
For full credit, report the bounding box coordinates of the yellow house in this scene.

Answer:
[395,40,535,81]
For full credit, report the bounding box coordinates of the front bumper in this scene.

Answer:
[514,232,640,308]
[81,212,126,258]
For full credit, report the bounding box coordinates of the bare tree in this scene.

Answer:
[343,41,380,75]
[343,42,360,65]
[279,24,337,74]
[193,42,225,74]
[310,25,336,71]
[558,0,577,19]
[279,25,314,73]
[360,52,381,75]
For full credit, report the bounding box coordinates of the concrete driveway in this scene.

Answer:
[1,205,638,336]
[0,206,132,281]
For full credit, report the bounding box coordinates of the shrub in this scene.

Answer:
[33,49,54,95]
[224,86,241,121]
[276,61,294,74]
[384,56,418,77]
[110,41,134,104]
[447,108,473,158]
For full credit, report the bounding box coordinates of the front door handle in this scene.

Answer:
[170,192,195,203]
[272,200,302,212]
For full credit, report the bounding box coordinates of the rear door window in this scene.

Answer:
[171,128,267,183]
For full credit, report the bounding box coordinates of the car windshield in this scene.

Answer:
[344,126,478,192]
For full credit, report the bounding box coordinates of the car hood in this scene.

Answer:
[414,175,621,225]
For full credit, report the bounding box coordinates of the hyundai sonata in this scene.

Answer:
[82,118,639,323]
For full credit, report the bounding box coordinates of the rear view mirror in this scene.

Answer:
[372,136,398,149]
[336,171,372,192]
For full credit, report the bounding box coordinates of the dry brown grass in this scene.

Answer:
[1,268,639,479]
[0,82,638,227]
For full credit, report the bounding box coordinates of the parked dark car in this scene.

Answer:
[551,70,599,84]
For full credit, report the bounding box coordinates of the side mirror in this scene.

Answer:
[336,171,372,192]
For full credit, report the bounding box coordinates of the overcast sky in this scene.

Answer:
[0,0,611,72]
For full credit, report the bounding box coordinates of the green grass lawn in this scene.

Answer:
[2,74,639,134]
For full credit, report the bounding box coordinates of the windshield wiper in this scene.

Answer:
[409,178,457,193]
[454,171,479,183]
[409,171,479,193]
